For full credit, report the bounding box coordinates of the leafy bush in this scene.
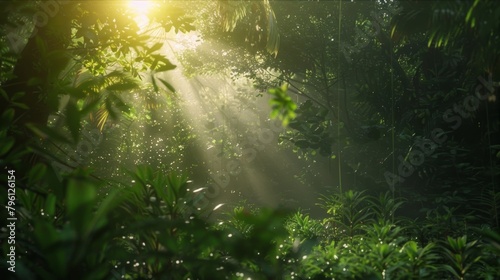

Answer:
[1,77,499,280]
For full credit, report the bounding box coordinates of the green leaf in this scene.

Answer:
[26,124,72,144]
[12,102,29,110]
[465,0,480,24]
[280,83,288,92]
[0,88,8,101]
[156,62,177,72]
[106,81,138,91]
[270,108,280,119]
[109,93,130,113]
[28,163,47,184]
[134,165,154,184]
[158,78,176,93]
[152,74,159,92]
[33,221,70,276]
[267,84,296,126]
[0,137,14,156]
[80,97,102,116]
[34,221,58,250]
[147,42,163,54]
[443,264,461,279]
[105,99,118,120]
[66,178,97,217]
[8,91,24,101]
[266,9,280,57]
[150,55,176,72]
[92,190,122,223]
[45,194,57,216]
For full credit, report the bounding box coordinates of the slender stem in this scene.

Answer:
[337,0,343,193]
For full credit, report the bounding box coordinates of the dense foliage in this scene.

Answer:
[1,0,499,279]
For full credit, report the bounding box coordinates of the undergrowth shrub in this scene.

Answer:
[1,113,499,279]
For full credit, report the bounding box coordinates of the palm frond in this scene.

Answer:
[264,0,280,57]
[76,71,138,131]
[90,106,109,132]
[217,0,280,56]
[217,0,249,32]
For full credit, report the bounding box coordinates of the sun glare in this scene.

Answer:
[127,0,156,26]
[128,1,155,15]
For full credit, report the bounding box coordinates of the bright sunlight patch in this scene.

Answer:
[127,0,157,26]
